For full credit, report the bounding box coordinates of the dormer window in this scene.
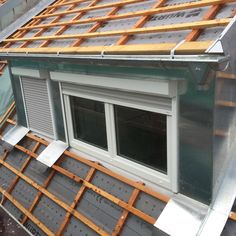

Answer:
[58,72,179,190]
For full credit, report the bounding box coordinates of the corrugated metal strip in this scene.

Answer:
[21,77,54,137]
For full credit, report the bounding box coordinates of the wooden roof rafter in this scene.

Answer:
[71,0,128,47]
[33,0,149,19]
[39,0,101,48]
[185,3,224,41]
[18,0,236,31]
[20,0,73,49]
[116,0,167,45]
[2,18,231,43]
[3,0,68,49]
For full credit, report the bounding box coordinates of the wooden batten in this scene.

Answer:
[0,0,232,55]
[0,111,171,235]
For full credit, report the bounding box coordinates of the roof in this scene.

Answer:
[0,0,235,55]
[0,103,170,236]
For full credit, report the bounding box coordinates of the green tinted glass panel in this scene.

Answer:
[115,105,167,173]
[70,96,107,150]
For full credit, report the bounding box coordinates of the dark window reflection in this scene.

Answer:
[114,105,167,173]
[70,96,107,150]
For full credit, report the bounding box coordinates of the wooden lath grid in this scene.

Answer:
[0,0,235,54]
[0,107,170,236]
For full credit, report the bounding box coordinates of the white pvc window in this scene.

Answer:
[63,83,178,191]
[70,95,167,173]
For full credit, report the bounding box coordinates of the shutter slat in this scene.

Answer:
[21,77,54,137]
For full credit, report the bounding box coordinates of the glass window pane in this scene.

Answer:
[115,105,167,173]
[70,96,108,150]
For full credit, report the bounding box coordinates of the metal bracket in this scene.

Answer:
[154,197,207,236]
[170,40,185,59]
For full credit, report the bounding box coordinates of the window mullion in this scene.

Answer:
[64,95,74,144]
[105,103,117,158]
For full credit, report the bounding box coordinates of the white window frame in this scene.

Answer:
[62,84,179,192]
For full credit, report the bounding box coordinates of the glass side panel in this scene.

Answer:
[114,105,167,173]
[70,96,108,150]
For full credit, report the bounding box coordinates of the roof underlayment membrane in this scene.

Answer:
[0,0,235,55]
[0,105,170,236]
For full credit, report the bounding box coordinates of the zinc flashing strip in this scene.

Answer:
[0,52,227,63]
[170,40,186,59]
[197,146,236,235]
[206,14,236,53]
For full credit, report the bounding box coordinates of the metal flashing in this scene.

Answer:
[206,40,224,54]
[155,197,207,236]
[199,209,228,236]
[206,15,236,54]
[36,140,68,167]
[198,149,236,235]
[0,52,227,64]
[2,125,29,146]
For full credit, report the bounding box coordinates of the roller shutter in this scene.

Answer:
[21,77,54,137]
